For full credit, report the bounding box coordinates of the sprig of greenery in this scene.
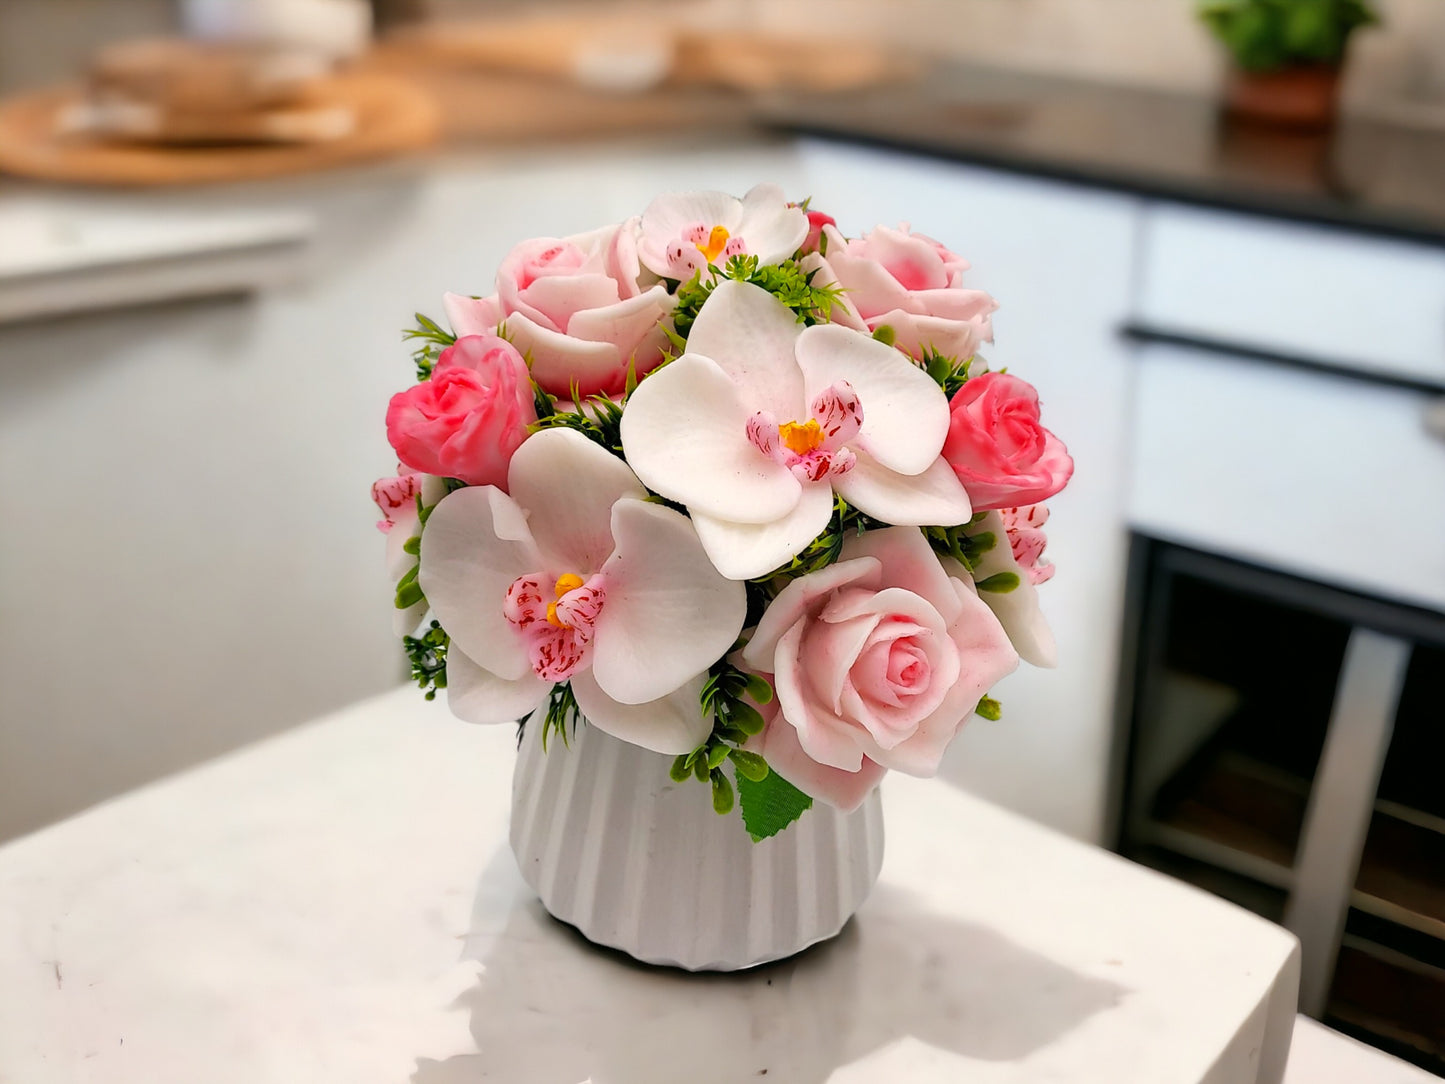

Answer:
[529,382,627,458]
[515,682,582,751]
[670,654,775,816]
[670,256,843,345]
[403,313,457,380]
[976,696,1003,721]
[924,513,994,574]
[403,621,449,700]
[920,347,974,398]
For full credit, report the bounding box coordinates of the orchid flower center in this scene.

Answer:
[546,573,586,627]
[504,571,606,682]
[778,418,825,456]
[696,225,733,264]
[746,381,865,484]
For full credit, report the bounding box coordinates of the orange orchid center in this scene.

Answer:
[696,225,732,264]
[778,419,825,456]
[545,573,586,627]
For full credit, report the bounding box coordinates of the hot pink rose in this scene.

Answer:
[740,527,1018,808]
[442,218,672,401]
[942,372,1073,511]
[819,223,998,362]
[385,334,535,488]
[800,208,835,255]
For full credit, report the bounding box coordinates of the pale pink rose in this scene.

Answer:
[1000,504,1054,585]
[749,694,887,813]
[740,527,1018,803]
[385,334,536,488]
[442,218,672,400]
[942,372,1073,512]
[820,223,998,362]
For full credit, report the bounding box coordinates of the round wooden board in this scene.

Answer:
[0,71,441,186]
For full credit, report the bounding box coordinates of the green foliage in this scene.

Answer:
[974,572,1021,594]
[737,769,815,842]
[750,497,886,584]
[536,682,580,752]
[921,348,973,399]
[924,513,994,574]
[402,621,449,701]
[529,384,626,458]
[403,313,457,380]
[1197,0,1378,70]
[669,256,843,345]
[975,696,1002,721]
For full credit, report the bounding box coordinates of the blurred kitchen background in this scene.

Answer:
[1,0,1443,1071]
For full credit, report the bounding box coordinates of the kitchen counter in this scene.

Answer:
[759,62,1445,246]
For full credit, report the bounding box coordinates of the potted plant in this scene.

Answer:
[1197,0,1379,128]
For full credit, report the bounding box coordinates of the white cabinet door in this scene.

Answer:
[799,140,1141,841]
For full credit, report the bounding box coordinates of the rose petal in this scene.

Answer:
[833,451,973,527]
[506,428,647,574]
[521,273,623,330]
[755,703,886,812]
[570,669,712,755]
[592,499,747,705]
[502,312,625,399]
[564,285,671,359]
[741,556,881,669]
[446,648,549,725]
[684,281,806,419]
[443,293,504,337]
[839,526,963,626]
[795,323,950,475]
[689,481,836,581]
[873,309,981,363]
[773,619,868,772]
[619,352,801,524]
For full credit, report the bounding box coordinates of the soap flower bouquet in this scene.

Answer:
[373,184,1073,840]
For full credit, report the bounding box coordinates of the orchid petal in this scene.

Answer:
[738,182,809,263]
[570,669,712,754]
[684,281,806,418]
[796,323,951,475]
[446,648,549,725]
[418,486,541,680]
[593,499,747,705]
[506,429,647,574]
[690,481,835,581]
[637,190,745,277]
[619,352,800,523]
[968,511,1058,667]
[833,451,973,527]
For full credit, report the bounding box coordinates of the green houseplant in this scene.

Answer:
[1197,0,1380,127]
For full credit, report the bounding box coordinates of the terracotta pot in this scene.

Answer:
[509,710,885,971]
[1225,63,1343,130]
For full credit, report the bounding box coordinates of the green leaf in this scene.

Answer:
[729,701,767,736]
[975,696,1003,721]
[728,749,770,782]
[711,769,735,815]
[871,324,896,346]
[743,672,774,705]
[706,743,730,770]
[737,769,814,842]
[693,755,710,783]
[669,754,692,783]
[402,620,449,700]
[402,535,421,556]
[975,572,1021,594]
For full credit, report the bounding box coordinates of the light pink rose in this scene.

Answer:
[741,527,1018,807]
[385,334,536,488]
[442,218,672,400]
[942,371,1073,512]
[820,223,998,362]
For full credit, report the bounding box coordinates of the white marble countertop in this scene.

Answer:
[0,687,1302,1083]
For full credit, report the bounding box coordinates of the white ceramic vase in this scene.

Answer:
[510,713,885,971]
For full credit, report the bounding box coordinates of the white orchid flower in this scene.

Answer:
[418,428,747,753]
[638,183,808,280]
[620,281,973,580]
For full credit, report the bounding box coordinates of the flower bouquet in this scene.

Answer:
[372,184,1072,968]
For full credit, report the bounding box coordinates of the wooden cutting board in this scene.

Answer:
[0,71,440,186]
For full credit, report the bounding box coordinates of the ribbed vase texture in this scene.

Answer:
[509,713,885,971]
